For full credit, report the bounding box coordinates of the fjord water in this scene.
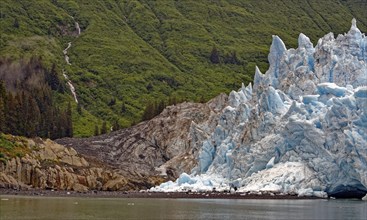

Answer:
[1,196,366,220]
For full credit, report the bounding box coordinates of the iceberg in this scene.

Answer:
[151,19,367,198]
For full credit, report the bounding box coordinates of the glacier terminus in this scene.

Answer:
[150,19,367,199]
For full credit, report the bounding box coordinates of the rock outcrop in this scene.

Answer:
[0,137,157,191]
[57,94,228,181]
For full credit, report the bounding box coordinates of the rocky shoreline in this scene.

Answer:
[0,188,320,200]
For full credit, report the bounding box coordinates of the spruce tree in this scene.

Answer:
[101,121,107,134]
[77,102,82,114]
[0,81,6,132]
[0,97,5,132]
[121,102,126,114]
[112,119,120,131]
[13,18,19,28]
[157,100,165,115]
[142,101,154,121]
[65,102,73,137]
[94,124,99,136]
[210,46,220,64]
[47,64,61,91]
[26,96,40,137]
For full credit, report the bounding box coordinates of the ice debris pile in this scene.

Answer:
[150,19,367,198]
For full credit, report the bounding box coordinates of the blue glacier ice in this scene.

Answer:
[150,19,367,198]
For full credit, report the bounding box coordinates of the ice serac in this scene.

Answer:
[267,35,287,88]
[151,19,367,198]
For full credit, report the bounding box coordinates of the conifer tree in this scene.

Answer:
[26,96,40,137]
[47,64,61,91]
[108,97,116,106]
[94,124,99,136]
[13,93,22,135]
[157,100,165,115]
[77,102,82,114]
[101,121,107,134]
[112,120,120,131]
[142,101,155,121]
[13,18,19,28]
[0,81,6,132]
[0,98,5,132]
[146,83,153,92]
[168,96,176,106]
[65,102,73,137]
[121,102,127,114]
[210,46,220,64]
[5,93,16,134]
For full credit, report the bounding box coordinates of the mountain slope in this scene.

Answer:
[59,19,367,198]
[1,0,366,137]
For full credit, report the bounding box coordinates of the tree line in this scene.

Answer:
[0,81,73,139]
[93,120,120,136]
[0,57,72,139]
[141,96,190,121]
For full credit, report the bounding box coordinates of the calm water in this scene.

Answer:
[0,195,366,220]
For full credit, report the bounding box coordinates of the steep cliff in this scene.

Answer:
[0,135,163,191]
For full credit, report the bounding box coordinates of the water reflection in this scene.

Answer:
[1,196,366,220]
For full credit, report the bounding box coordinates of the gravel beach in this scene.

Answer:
[0,188,320,199]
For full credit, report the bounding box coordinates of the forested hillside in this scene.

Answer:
[1,0,366,137]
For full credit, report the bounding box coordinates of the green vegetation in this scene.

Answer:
[1,0,366,137]
[0,133,31,161]
[0,59,73,139]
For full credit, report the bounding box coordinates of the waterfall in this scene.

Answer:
[63,42,72,65]
[75,22,81,36]
[62,20,82,103]
[62,71,78,103]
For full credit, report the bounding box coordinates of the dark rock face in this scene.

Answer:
[328,185,367,199]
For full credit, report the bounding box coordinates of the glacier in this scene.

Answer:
[150,19,367,198]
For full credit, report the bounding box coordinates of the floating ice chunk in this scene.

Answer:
[149,174,229,192]
[177,173,196,185]
[298,188,314,197]
[313,191,328,198]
